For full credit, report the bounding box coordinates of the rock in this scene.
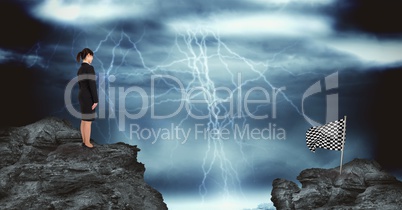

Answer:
[271,178,300,209]
[271,158,402,210]
[0,117,168,210]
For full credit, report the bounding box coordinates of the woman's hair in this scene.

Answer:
[76,48,94,63]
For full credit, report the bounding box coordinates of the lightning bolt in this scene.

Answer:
[22,42,41,68]
[169,28,303,202]
[48,25,305,204]
[92,27,304,202]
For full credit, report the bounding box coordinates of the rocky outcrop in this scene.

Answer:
[0,117,167,210]
[271,159,402,209]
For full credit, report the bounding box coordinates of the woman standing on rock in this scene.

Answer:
[76,48,98,148]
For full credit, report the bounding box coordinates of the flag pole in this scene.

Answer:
[339,115,347,175]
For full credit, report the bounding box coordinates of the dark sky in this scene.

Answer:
[1,0,401,209]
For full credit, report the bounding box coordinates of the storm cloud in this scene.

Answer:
[1,0,401,209]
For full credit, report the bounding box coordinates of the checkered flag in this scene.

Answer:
[306,117,346,152]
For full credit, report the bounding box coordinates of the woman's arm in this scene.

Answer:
[87,66,99,105]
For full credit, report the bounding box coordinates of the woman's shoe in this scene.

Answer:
[83,143,94,149]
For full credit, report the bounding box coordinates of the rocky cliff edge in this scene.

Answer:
[271,158,402,209]
[0,117,167,210]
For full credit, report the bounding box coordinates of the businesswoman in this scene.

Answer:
[76,48,98,148]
